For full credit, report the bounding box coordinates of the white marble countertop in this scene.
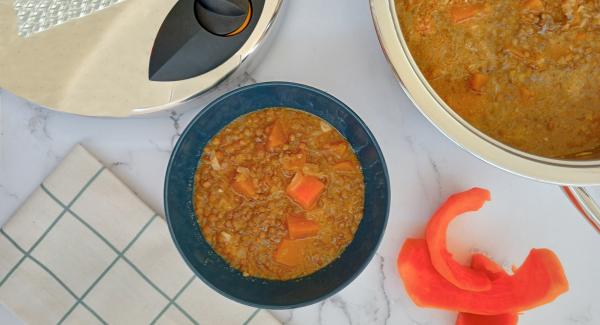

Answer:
[1,0,599,324]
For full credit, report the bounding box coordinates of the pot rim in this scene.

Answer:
[370,0,600,186]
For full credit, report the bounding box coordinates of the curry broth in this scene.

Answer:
[397,0,600,158]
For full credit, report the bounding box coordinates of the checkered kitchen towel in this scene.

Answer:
[0,145,279,325]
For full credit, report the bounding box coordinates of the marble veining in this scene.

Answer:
[567,305,593,324]
[321,297,353,325]
[375,254,392,325]
[168,110,183,149]
[27,106,53,141]
[403,135,443,208]
[1,0,599,324]
[0,185,19,201]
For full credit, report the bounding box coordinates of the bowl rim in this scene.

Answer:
[164,81,391,309]
[370,0,600,185]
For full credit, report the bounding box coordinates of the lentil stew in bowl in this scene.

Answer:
[165,82,389,308]
[396,0,600,158]
[194,108,365,280]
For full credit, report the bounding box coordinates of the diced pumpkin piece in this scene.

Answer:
[286,172,326,210]
[267,120,287,150]
[397,239,568,315]
[456,312,519,325]
[232,173,257,199]
[286,214,319,239]
[426,187,492,291]
[450,4,485,24]
[469,73,489,92]
[274,238,308,266]
[333,161,356,172]
[523,0,543,11]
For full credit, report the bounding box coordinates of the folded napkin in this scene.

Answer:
[0,145,279,325]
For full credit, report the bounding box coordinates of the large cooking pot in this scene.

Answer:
[370,0,600,232]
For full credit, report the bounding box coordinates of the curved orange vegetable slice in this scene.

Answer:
[397,239,568,315]
[456,254,518,325]
[470,253,505,280]
[426,187,492,291]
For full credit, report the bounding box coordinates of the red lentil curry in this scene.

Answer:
[397,0,600,158]
[194,108,365,280]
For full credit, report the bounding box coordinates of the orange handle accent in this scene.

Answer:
[226,1,252,36]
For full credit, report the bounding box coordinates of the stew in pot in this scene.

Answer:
[397,0,600,158]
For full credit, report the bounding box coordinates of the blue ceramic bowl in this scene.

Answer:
[164,82,390,309]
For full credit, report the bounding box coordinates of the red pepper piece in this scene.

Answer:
[456,312,518,325]
[426,187,492,291]
[456,254,519,325]
[397,239,568,315]
[470,253,506,280]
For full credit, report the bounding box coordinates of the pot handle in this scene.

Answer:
[562,186,600,233]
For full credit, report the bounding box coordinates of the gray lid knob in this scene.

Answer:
[194,0,252,36]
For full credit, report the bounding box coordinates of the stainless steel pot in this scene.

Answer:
[370,0,600,232]
[0,0,283,117]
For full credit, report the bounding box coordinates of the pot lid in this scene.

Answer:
[0,0,282,117]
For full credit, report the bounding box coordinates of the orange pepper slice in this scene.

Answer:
[397,239,568,315]
[456,312,518,325]
[426,188,492,291]
[456,254,518,325]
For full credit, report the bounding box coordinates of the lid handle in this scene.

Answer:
[194,0,252,36]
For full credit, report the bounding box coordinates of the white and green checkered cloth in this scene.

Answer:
[0,145,279,325]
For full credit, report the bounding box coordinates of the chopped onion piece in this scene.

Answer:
[320,121,332,132]
[219,231,232,242]
[210,151,221,170]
